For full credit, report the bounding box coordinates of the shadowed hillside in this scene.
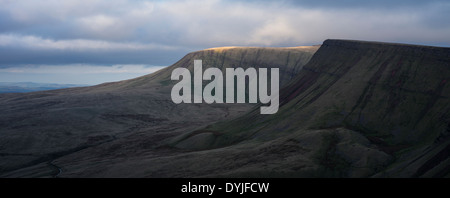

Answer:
[171,40,450,177]
[0,46,318,177]
[1,40,448,178]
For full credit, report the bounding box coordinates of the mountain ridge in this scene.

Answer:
[0,39,448,177]
[170,39,450,177]
[0,45,318,177]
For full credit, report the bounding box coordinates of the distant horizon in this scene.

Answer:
[0,64,167,85]
[0,81,90,85]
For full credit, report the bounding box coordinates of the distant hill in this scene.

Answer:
[0,82,88,93]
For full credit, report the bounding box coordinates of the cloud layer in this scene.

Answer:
[1,0,449,66]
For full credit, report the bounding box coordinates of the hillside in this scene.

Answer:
[0,46,318,177]
[22,39,449,178]
[1,40,448,178]
[170,39,450,177]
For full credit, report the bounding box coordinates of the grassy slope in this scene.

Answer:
[171,40,450,177]
[2,40,448,177]
[0,46,318,177]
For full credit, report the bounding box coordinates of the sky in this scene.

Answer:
[0,0,449,84]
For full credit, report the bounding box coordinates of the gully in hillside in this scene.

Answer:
[171,60,280,114]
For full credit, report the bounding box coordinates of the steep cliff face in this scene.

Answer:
[111,46,319,89]
[277,39,450,145]
[278,40,450,177]
[172,40,450,177]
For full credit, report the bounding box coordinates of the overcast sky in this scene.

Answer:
[0,0,449,84]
